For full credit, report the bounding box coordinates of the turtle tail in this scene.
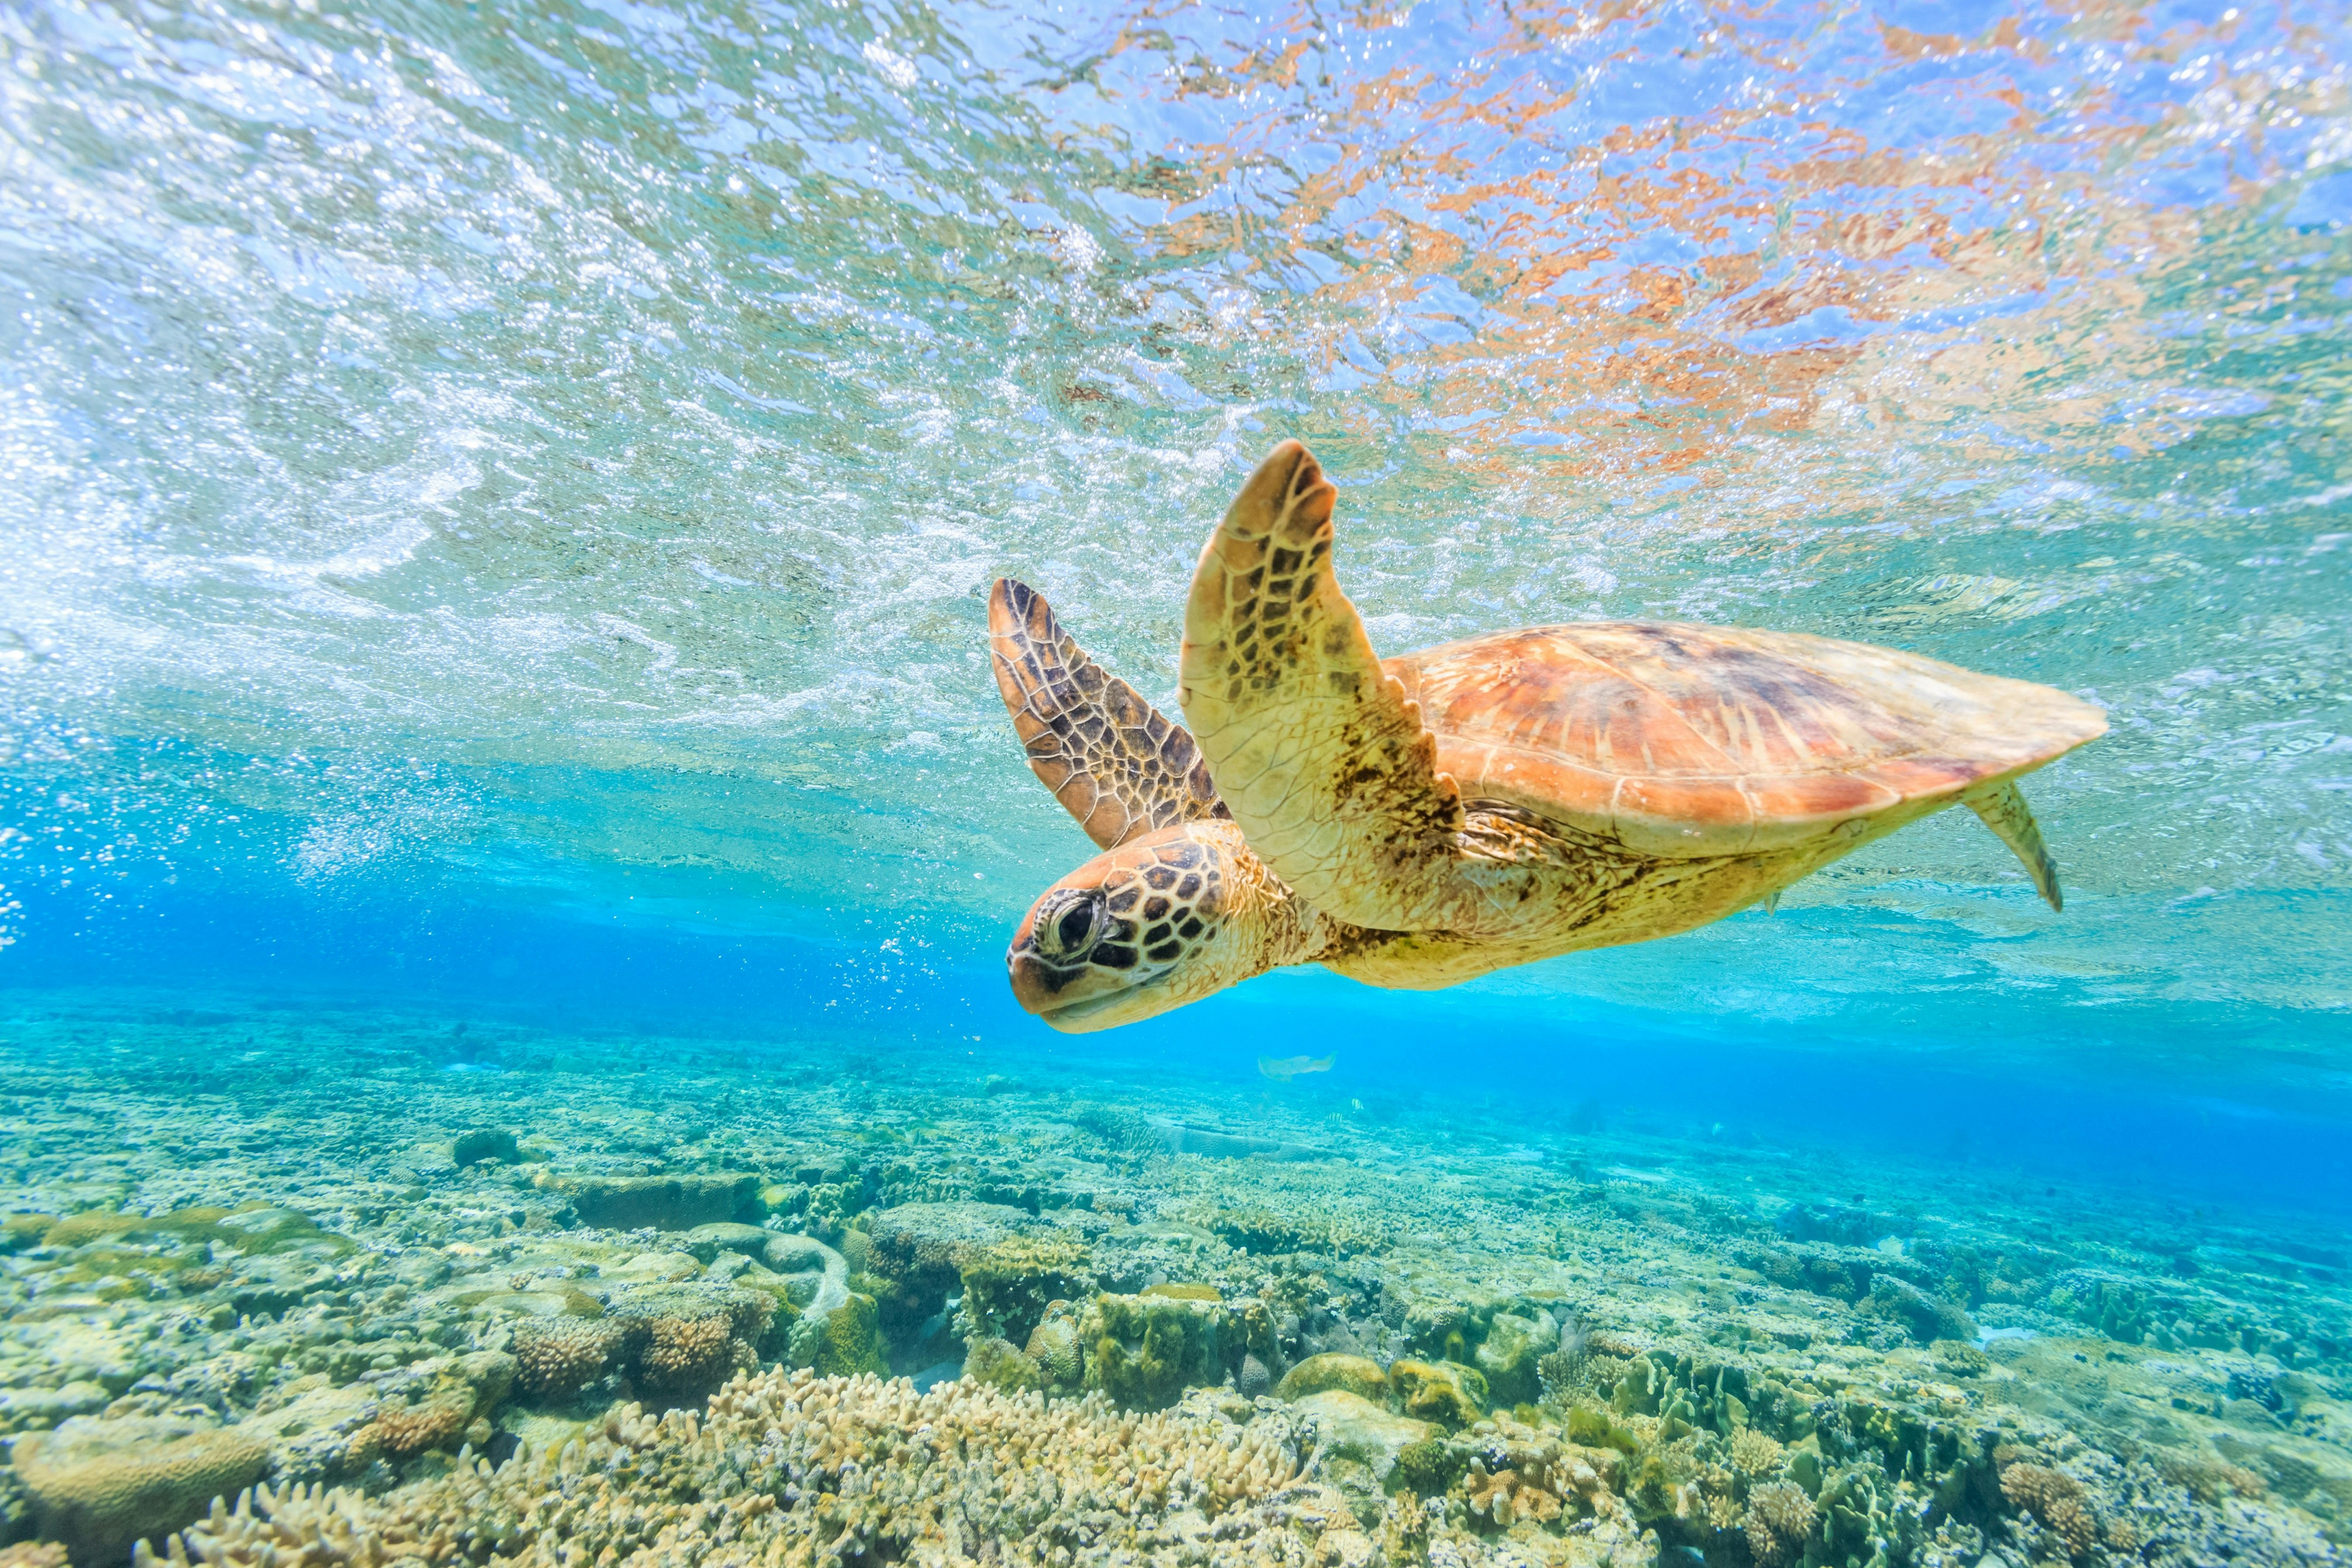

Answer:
[1960,780,2063,912]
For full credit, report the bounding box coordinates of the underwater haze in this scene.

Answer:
[3,0,2352,1565]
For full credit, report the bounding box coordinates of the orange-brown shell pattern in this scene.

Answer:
[1387,624,2109,858]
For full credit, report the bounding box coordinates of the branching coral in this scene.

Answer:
[1729,1426,1785,1477]
[1744,1481,1817,1566]
[2001,1462,2098,1559]
[140,1371,1332,1568]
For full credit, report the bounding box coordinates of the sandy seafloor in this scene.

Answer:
[0,991,2345,1568]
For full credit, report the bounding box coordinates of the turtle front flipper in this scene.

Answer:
[988,577,1230,850]
[1178,442,1470,931]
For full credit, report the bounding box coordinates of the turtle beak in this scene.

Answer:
[1007,950,1062,1015]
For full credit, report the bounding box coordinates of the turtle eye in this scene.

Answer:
[1037,892,1102,958]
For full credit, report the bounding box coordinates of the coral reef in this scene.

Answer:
[2003,1459,2100,1558]
[607,1284,771,1394]
[1080,1290,1273,1411]
[1023,1307,1084,1392]
[1278,1353,1390,1403]
[1746,1478,1817,1565]
[0,1000,2347,1568]
[140,1372,1324,1567]
[449,1130,520,1168]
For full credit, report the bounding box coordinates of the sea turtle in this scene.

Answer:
[991,441,2105,1032]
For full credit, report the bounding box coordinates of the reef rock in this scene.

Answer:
[1388,1358,1488,1427]
[1079,1291,1273,1411]
[1291,1390,1435,1484]
[677,1223,772,1264]
[1473,1309,1555,1408]
[1276,1352,1390,1404]
[529,1172,762,1231]
[866,1202,1034,1293]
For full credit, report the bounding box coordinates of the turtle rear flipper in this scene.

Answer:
[987,577,1230,850]
[1961,779,2064,911]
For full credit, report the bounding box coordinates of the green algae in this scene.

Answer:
[808,1294,887,1378]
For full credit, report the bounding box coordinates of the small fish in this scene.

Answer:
[1257,1053,1333,1082]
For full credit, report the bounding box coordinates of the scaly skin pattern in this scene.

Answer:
[1177,442,1476,933]
[1004,821,1338,1032]
[988,577,1229,850]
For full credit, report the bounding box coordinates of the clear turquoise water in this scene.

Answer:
[8,9,2352,1568]
[3,0,2350,1190]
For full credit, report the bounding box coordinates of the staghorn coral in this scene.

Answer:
[141,1370,1334,1568]
[2002,1462,2099,1559]
[16,1416,271,1567]
[511,1317,628,1400]
[1745,1480,1817,1567]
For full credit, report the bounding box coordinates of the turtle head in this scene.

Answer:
[1007,821,1302,1033]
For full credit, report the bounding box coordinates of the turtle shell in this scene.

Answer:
[1385,623,2106,858]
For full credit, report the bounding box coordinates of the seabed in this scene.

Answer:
[0,992,2344,1568]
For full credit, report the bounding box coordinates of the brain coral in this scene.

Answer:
[142,1370,1337,1568]
[1023,1310,1083,1391]
[16,1416,271,1566]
